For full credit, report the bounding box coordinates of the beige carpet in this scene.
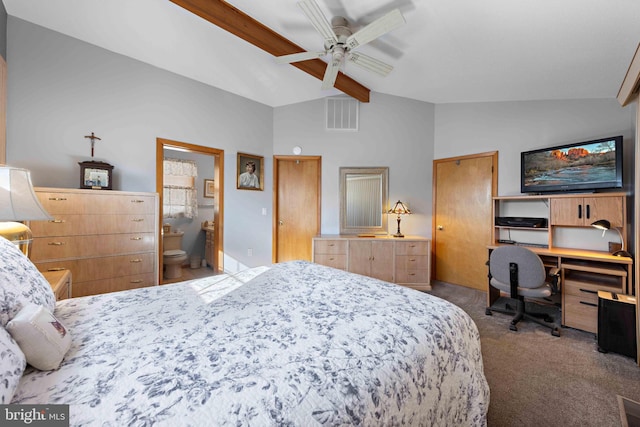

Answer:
[429,281,640,427]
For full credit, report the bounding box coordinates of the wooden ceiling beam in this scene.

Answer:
[170,0,370,103]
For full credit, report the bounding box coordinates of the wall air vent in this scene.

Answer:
[326,97,359,131]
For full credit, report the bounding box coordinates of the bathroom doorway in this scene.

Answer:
[156,138,224,284]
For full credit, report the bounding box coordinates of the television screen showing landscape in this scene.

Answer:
[523,139,618,190]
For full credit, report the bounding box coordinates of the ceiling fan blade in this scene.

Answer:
[321,56,341,89]
[347,52,393,76]
[298,0,338,48]
[276,51,325,64]
[345,9,405,50]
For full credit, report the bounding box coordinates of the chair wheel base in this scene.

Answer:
[509,323,518,332]
[485,308,493,316]
[551,328,560,337]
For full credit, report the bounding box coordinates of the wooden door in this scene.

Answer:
[274,156,321,262]
[370,240,394,282]
[433,152,497,290]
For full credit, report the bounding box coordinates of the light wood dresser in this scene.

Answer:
[312,235,431,291]
[30,188,159,297]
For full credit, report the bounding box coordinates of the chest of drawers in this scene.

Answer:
[312,235,431,291]
[31,188,159,297]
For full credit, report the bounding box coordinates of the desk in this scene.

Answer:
[487,245,633,334]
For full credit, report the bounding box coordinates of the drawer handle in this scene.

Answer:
[132,218,145,222]
[579,301,597,307]
[131,199,145,203]
[328,243,335,247]
[47,242,66,246]
[409,258,416,262]
[329,257,335,260]
[410,244,416,248]
[48,219,66,223]
[48,197,67,201]
[130,259,142,263]
[47,267,66,271]
[130,237,143,241]
[408,273,416,276]
[579,288,598,295]
[130,279,144,284]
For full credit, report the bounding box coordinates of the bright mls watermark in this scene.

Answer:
[1,405,69,426]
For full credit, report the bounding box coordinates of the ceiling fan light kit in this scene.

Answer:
[278,0,406,91]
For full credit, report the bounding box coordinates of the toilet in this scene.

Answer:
[163,231,188,279]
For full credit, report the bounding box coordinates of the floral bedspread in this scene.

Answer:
[13,261,489,426]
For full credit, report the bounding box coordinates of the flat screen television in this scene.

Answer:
[521,135,623,194]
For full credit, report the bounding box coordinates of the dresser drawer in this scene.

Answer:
[72,273,156,297]
[395,255,429,271]
[31,214,156,236]
[36,191,156,215]
[395,240,429,256]
[31,233,155,261]
[395,269,429,284]
[36,252,155,283]
[314,240,347,255]
[313,254,347,270]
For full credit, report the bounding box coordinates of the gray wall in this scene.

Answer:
[5,17,637,272]
[6,17,273,270]
[274,93,435,237]
[435,99,635,195]
[0,1,6,60]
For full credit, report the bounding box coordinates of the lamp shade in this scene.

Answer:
[590,219,631,257]
[388,200,411,215]
[0,166,52,221]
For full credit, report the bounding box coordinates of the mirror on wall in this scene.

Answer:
[339,167,389,235]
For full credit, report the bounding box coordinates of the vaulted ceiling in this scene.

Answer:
[3,0,640,107]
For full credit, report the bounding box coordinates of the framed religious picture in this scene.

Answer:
[204,179,215,198]
[79,161,114,190]
[237,152,264,191]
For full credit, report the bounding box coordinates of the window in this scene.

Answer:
[163,158,198,219]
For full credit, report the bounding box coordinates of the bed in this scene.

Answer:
[0,237,489,426]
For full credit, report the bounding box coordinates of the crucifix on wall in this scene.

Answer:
[84,132,102,158]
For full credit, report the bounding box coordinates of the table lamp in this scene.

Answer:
[0,166,52,256]
[388,200,411,238]
[591,219,631,257]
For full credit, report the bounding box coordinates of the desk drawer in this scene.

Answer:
[564,294,598,333]
[395,269,429,284]
[563,279,621,334]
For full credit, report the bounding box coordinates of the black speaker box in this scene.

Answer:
[598,291,637,361]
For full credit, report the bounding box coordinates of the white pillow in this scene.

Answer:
[0,326,26,403]
[0,237,56,327]
[6,304,71,371]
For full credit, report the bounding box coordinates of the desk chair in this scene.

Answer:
[486,246,561,337]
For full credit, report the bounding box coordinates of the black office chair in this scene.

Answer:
[485,245,561,337]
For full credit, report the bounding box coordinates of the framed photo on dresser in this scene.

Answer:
[79,161,114,190]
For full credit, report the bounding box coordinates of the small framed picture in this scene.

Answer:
[204,179,215,198]
[79,161,114,190]
[237,152,264,191]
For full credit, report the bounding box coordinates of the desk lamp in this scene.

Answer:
[591,219,631,257]
[0,166,52,257]
[388,200,411,238]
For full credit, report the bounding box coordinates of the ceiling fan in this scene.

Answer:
[277,0,406,90]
